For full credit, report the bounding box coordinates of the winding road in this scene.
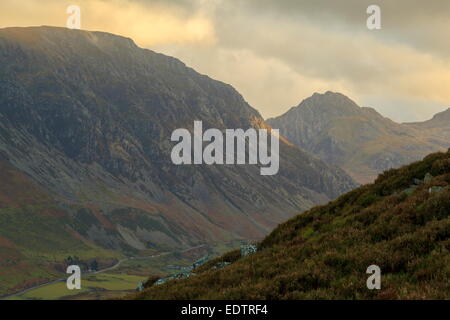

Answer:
[0,244,206,300]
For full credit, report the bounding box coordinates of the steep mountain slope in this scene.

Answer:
[267,92,449,184]
[0,27,356,293]
[131,149,450,300]
[0,154,121,296]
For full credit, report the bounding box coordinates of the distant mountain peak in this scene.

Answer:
[268,91,365,125]
[298,91,361,113]
[268,91,449,184]
[431,107,450,121]
[311,91,354,99]
[405,107,450,128]
[314,90,347,97]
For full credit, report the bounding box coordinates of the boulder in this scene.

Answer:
[403,185,417,195]
[429,186,444,194]
[240,244,258,257]
[136,281,144,292]
[212,262,231,270]
[424,173,433,183]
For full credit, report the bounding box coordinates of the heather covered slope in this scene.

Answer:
[130,149,450,299]
[267,92,449,184]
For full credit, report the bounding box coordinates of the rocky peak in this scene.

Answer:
[298,91,361,116]
[267,91,449,184]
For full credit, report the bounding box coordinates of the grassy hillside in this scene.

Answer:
[129,149,450,299]
[0,159,122,296]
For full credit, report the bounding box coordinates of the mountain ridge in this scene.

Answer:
[267,91,449,184]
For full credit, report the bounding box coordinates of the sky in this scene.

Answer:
[1,0,449,122]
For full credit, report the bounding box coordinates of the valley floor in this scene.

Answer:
[2,241,245,300]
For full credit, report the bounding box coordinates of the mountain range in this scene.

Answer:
[268,92,450,184]
[1,26,448,298]
[0,27,356,295]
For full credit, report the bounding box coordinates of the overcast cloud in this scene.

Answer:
[1,0,449,122]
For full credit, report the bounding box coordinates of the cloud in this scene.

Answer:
[158,1,450,121]
[1,0,449,122]
[0,0,216,46]
[233,0,450,55]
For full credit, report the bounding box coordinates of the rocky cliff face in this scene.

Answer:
[0,27,356,260]
[268,91,449,184]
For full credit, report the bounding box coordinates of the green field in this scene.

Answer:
[9,273,148,300]
[5,241,244,300]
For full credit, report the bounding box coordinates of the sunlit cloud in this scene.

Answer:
[0,0,448,122]
[0,0,216,46]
